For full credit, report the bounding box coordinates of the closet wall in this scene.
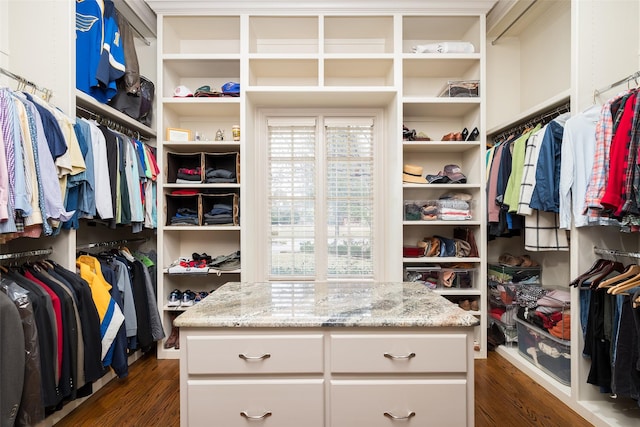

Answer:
[0,1,159,425]
[486,0,640,426]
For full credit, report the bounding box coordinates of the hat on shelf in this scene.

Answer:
[173,85,193,97]
[402,164,427,184]
[194,85,222,97]
[443,164,467,183]
[221,81,240,95]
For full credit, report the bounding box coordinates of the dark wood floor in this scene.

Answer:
[54,350,591,427]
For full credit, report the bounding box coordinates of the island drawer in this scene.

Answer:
[330,379,467,427]
[186,334,324,374]
[330,333,467,373]
[187,379,324,427]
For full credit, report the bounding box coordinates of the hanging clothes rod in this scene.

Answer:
[0,66,53,101]
[76,237,148,251]
[491,100,570,145]
[594,246,640,260]
[0,247,53,261]
[491,0,538,46]
[76,105,149,141]
[593,70,640,99]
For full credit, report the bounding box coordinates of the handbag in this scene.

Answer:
[454,227,479,257]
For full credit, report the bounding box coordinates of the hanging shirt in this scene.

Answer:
[76,255,125,361]
[600,92,638,215]
[517,126,546,216]
[530,113,571,213]
[584,90,632,213]
[503,124,541,213]
[87,120,114,219]
[559,105,601,228]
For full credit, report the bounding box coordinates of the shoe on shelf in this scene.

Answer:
[466,127,479,141]
[181,290,196,307]
[167,289,182,307]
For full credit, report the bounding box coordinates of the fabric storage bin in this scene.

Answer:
[200,193,239,226]
[516,318,571,386]
[203,152,240,184]
[165,193,200,226]
[488,263,541,285]
[166,152,203,183]
[404,200,437,221]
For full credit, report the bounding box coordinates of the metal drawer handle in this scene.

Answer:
[383,352,416,360]
[384,411,416,420]
[239,353,271,361]
[240,411,272,420]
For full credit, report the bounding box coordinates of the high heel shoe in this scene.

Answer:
[465,127,479,141]
[461,127,469,141]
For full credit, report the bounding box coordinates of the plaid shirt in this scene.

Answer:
[584,90,631,213]
[622,90,640,215]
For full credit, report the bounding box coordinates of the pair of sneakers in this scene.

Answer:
[167,289,197,307]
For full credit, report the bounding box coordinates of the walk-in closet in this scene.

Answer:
[1,1,640,426]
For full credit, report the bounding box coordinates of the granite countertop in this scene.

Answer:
[174,282,480,328]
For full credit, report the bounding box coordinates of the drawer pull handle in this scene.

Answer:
[240,411,272,420]
[384,411,416,420]
[239,353,271,361]
[383,352,416,360]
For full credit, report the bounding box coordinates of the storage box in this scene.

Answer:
[439,80,479,97]
[165,193,200,226]
[439,267,475,288]
[203,152,240,184]
[201,193,239,226]
[166,152,203,183]
[405,266,475,289]
[516,318,571,386]
[437,199,474,220]
[488,263,541,284]
[404,200,437,221]
[404,266,440,289]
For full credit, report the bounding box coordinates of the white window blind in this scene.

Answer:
[267,116,374,280]
[325,121,374,277]
[268,120,317,277]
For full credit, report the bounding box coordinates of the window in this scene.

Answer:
[263,113,379,281]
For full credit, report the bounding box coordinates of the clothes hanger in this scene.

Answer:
[607,270,640,294]
[597,264,640,289]
[608,277,640,295]
[587,261,625,289]
[570,258,608,287]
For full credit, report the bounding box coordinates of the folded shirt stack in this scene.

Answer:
[171,207,199,225]
[205,167,236,183]
[438,199,471,220]
[203,203,234,225]
[176,167,202,183]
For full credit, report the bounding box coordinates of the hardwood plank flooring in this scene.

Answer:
[54,350,591,427]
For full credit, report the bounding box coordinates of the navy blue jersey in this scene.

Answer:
[76,0,125,103]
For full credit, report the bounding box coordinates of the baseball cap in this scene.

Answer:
[195,85,222,97]
[443,164,466,183]
[173,85,193,97]
[221,81,240,95]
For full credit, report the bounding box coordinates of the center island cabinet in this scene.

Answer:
[175,281,479,427]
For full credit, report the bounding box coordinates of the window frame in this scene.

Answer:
[255,108,385,282]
